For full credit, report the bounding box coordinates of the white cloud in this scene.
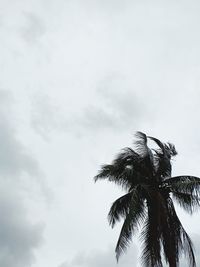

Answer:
[30,74,146,138]
[59,244,139,267]
[0,183,44,267]
[0,90,45,266]
[0,90,40,177]
[20,12,46,44]
[31,93,61,139]
[79,75,147,131]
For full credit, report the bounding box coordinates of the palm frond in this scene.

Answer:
[160,196,182,267]
[181,228,196,267]
[172,191,200,214]
[115,187,146,261]
[134,132,155,177]
[141,217,163,267]
[165,176,200,195]
[94,164,130,189]
[148,136,165,150]
[94,148,144,189]
[134,132,149,156]
[108,191,133,228]
[141,193,196,267]
[148,136,177,178]
[140,190,166,267]
[94,166,136,190]
[166,198,196,267]
[148,136,177,157]
[167,142,178,157]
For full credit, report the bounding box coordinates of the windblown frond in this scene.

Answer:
[115,187,146,261]
[134,132,149,156]
[141,210,163,267]
[148,136,177,178]
[159,196,185,267]
[165,176,200,195]
[94,164,131,189]
[108,191,133,228]
[166,198,196,267]
[141,190,166,267]
[134,132,155,177]
[180,228,196,267]
[172,191,200,214]
[141,193,196,267]
[141,220,163,267]
[94,148,146,189]
[167,142,178,157]
[148,136,177,158]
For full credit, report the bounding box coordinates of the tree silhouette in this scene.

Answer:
[94,132,200,267]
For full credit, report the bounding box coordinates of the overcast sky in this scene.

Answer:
[1,0,200,266]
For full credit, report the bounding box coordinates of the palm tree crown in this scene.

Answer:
[94,132,200,267]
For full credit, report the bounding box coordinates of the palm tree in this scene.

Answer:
[94,132,200,267]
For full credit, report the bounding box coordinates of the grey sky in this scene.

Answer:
[0,184,43,267]
[0,91,39,177]
[59,244,139,267]
[21,12,46,44]
[1,0,200,266]
[0,91,44,266]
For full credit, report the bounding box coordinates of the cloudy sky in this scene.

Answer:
[1,0,200,266]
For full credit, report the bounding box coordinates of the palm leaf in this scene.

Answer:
[166,198,196,267]
[140,190,166,267]
[134,132,155,177]
[165,176,200,194]
[134,132,150,156]
[160,196,182,266]
[115,187,146,261]
[108,191,133,228]
[94,148,145,189]
[172,191,200,214]
[148,136,177,158]
[141,214,163,267]
[148,136,177,178]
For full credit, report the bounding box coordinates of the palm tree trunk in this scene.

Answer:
[168,257,177,267]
